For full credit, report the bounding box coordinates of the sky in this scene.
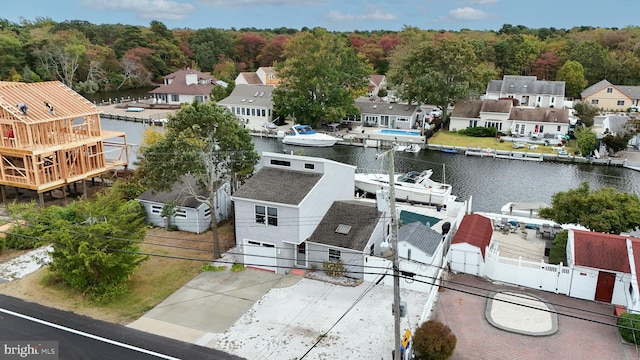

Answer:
[4,0,639,33]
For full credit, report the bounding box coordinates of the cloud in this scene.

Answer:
[327,6,396,23]
[459,0,499,5]
[448,7,495,21]
[198,0,320,7]
[79,0,195,20]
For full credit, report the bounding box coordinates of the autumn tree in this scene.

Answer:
[531,52,561,80]
[257,34,290,67]
[273,28,372,127]
[557,60,588,99]
[234,32,267,70]
[539,182,640,234]
[136,101,259,258]
[388,37,496,124]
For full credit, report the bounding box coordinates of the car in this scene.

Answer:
[430,108,443,117]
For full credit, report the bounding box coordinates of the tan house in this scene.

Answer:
[0,81,128,203]
[234,67,279,87]
[580,79,640,111]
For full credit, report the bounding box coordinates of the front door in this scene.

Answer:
[296,243,306,267]
[595,271,615,303]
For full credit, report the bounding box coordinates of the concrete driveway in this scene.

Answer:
[127,269,298,347]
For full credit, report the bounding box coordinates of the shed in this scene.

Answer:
[449,214,493,276]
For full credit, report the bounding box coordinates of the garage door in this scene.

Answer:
[243,239,277,272]
[450,249,481,276]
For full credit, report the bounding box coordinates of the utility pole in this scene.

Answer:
[378,148,402,360]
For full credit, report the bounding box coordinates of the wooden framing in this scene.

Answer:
[0,81,129,193]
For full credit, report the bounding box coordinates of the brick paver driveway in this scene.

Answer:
[434,273,638,360]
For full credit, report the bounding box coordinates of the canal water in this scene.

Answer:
[102,118,640,213]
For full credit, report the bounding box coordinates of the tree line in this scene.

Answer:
[2,18,640,97]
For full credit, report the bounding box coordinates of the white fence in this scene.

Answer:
[483,243,572,295]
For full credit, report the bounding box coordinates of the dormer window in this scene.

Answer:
[607,87,613,93]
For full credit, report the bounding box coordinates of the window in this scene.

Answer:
[329,249,341,261]
[251,108,256,116]
[407,248,412,261]
[617,100,625,106]
[174,209,187,219]
[468,120,478,128]
[255,205,278,226]
[557,126,561,132]
[241,108,246,115]
[261,109,265,117]
[171,94,179,102]
[151,205,162,214]
[267,207,278,226]
[370,244,374,256]
[485,121,502,131]
[204,207,211,219]
[304,163,315,169]
[255,205,265,224]
[270,159,291,166]
[607,87,613,93]
[195,95,204,103]
[591,99,599,105]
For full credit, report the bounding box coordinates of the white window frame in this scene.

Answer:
[329,248,341,261]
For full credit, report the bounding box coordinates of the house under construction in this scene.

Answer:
[0,81,129,204]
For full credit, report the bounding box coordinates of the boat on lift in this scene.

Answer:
[354,169,454,206]
[281,124,340,147]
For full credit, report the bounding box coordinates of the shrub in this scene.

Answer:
[201,263,226,272]
[618,313,640,343]
[167,224,179,231]
[459,126,497,138]
[323,259,346,277]
[412,320,457,360]
[231,263,245,272]
[0,235,4,252]
[548,230,568,265]
[4,227,45,250]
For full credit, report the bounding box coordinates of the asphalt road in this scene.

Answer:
[0,295,245,360]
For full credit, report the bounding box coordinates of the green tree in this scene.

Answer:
[556,60,587,99]
[575,126,597,156]
[273,28,372,127]
[189,28,234,72]
[602,133,633,154]
[6,189,147,302]
[0,30,26,80]
[568,41,609,85]
[412,320,457,360]
[539,182,640,234]
[572,101,599,127]
[388,37,496,125]
[548,229,568,265]
[136,101,259,258]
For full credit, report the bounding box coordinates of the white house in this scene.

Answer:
[306,200,386,279]
[217,84,274,125]
[485,75,565,108]
[149,69,217,105]
[449,214,493,277]
[449,99,570,139]
[231,152,356,274]
[136,176,231,234]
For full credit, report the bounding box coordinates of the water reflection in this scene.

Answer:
[100,117,640,213]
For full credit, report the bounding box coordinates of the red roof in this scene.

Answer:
[572,229,630,273]
[452,214,493,258]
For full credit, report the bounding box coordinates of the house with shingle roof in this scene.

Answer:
[0,81,128,203]
[351,99,420,130]
[135,175,231,234]
[485,75,566,108]
[234,67,279,87]
[217,84,274,125]
[149,69,218,105]
[449,99,570,138]
[567,229,640,310]
[306,200,385,279]
[580,79,640,111]
[368,74,387,98]
[231,152,356,274]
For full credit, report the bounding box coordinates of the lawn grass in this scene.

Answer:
[428,130,577,154]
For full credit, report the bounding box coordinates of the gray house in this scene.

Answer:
[217,84,274,125]
[136,177,231,234]
[345,99,421,130]
[306,200,386,279]
[231,152,356,274]
[485,75,566,108]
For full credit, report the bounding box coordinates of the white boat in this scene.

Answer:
[281,124,340,147]
[354,169,454,205]
[501,202,549,218]
[405,144,421,153]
